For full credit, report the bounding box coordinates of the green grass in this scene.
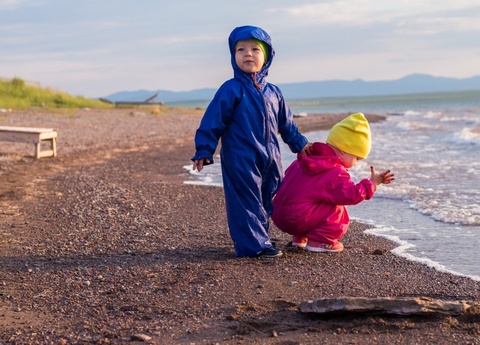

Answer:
[0,77,113,109]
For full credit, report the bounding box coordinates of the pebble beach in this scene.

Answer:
[1,107,479,344]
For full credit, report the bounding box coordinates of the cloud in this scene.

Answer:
[270,1,480,31]
[0,0,45,10]
[1,0,479,97]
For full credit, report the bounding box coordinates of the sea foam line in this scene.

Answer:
[363,225,480,282]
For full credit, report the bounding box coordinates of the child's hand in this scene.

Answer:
[192,158,211,172]
[370,166,395,186]
[299,142,313,156]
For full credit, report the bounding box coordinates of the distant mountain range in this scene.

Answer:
[104,74,480,103]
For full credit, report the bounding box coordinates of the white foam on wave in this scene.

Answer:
[452,126,480,145]
[423,111,444,119]
[395,120,431,131]
[400,190,480,226]
[359,222,480,282]
[403,110,421,116]
[349,197,480,282]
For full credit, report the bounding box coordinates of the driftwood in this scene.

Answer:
[99,93,163,108]
[300,297,472,316]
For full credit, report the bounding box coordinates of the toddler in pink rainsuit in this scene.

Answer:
[271,113,395,252]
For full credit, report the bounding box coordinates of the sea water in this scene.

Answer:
[184,90,480,281]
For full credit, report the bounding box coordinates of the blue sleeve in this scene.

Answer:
[191,80,240,164]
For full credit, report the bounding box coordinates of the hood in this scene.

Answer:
[297,142,340,176]
[228,25,275,87]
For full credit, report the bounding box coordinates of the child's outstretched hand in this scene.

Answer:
[193,158,211,172]
[370,166,395,186]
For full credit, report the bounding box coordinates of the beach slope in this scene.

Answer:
[1,108,479,344]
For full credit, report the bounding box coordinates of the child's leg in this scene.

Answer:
[305,227,347,253]
[221,161,274,257]
[305,209,349,253]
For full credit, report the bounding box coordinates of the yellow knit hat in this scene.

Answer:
[326,112,371,159]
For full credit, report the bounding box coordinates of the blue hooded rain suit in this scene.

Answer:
[192,26,308,257]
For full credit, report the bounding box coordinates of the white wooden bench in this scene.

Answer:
[0,126,58,159]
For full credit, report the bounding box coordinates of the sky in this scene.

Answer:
[1,0,480,98]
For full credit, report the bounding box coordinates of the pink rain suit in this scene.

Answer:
[272,142,375,245]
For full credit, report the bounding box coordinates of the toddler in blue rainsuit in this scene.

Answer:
[192,25,311,258]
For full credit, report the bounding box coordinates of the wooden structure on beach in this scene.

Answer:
[99,93,163,108]
[0,126,58,159]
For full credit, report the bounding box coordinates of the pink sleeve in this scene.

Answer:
[321,171,375,206]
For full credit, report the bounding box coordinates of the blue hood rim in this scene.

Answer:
[228,25,275,86]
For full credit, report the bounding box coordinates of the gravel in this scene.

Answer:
[1,108,479,344]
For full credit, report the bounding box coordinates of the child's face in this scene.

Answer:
[235,40,265,73]
[339,152,362,169]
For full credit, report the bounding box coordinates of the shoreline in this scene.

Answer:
[1,108,480,344]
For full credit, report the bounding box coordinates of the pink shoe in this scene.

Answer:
[291,235,308,249]
[305,240,344,253]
